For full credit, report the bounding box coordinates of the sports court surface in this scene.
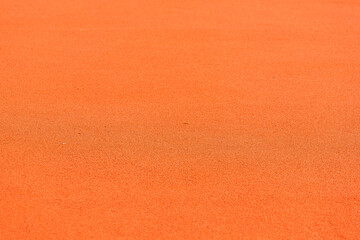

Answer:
[1,0,359,239]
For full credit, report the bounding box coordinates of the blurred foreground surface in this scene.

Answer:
[1,0,360,239]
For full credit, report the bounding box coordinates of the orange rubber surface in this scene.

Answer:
[1,0,360,239]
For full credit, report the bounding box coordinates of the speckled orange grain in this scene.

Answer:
[1,0,360,239]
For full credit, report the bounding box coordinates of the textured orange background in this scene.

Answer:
[1,0,360,239]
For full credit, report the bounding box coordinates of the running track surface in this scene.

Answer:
[1,0,360,239]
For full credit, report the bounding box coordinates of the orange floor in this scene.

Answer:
[1,0,360,239]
